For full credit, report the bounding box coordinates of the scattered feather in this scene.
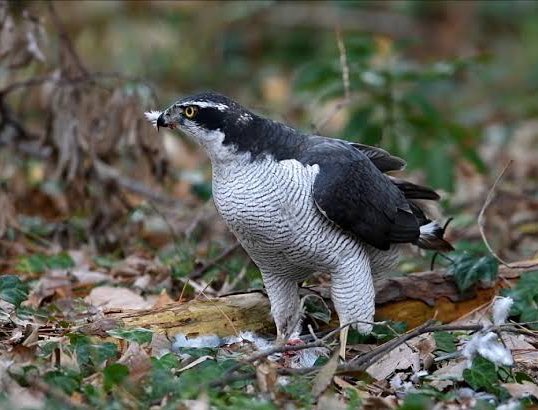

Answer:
[462,332,513,367]
[144,110,162,128]
[389,372,414,395]
[492,296,513,326]
[224,331,274,351]
[172,334,222,350]
[496,400,524,410]
[289,346,329,369]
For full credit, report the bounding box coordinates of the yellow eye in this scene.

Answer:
[184,106,198,119]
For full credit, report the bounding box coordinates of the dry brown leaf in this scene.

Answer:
[361,396,396,410]
[86,286,152,310]
[150,332,172,358]
[117,342,152,383]
[27,272,73,308]
[182,392,210,410]
[312,350,340,398]
[429,359,467,390]
[366,343,420,381]
[72,268,111,285]
[5,328,24,346]
[111,255,168,278]
[503,333,538,365]
[152,289,175,309]
[502,381,538,400]
[315,392,347,410]
[255,361,278,394]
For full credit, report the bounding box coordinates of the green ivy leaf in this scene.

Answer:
[191,181,213,200]
[0,275,29,307]
[107,328,154,345]
[433,331,457,353]
[303,296,332,324]
[67,334,118,375]
[17,252,74,273]
[37,341,59,358]
[398,393,434,410]
[449,253,499,293]
[462,356,509,399]
[103,363,129,391]
[45,253,75,269]
[44,369,81,395]
[463,356,498,390]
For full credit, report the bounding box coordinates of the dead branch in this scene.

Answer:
[92,159,182,208]
[478,161,538,269]
[312,26,352,134]
[101,292,274,338]
[188,242,242,280]
[336,26,350,102]
[47,2,89,77]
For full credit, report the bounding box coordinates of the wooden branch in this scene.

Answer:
[99,261,537,338]
[102,293,274,338]
[92,159,183,208]
[478,161,538,269]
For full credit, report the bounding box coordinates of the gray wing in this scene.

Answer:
[298,139,420,250]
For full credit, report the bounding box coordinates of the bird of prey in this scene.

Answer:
[147,91,453,351]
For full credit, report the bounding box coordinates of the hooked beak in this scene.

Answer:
[156,113,166,132]
[156,112,176,132]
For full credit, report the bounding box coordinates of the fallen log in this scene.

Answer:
[99,261,537,338]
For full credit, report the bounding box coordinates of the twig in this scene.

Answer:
[0,71,155,98]
[188,242,241,280]
[478,161,538,269]
[312,25,354,134]
[335,25,350,102]
[209,321,536,387]
[92,159,183,208]
[47,2,89,77]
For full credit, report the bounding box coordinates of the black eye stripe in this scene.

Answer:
[185,106,224,131]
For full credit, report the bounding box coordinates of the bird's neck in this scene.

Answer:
[221,116,306,162]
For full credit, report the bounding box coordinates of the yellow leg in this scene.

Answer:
[339,326,349,360]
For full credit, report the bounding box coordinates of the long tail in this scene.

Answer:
[390,177,454,252]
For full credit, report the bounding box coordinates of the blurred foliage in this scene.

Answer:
[1,2,538,409]
[19,0,538,194]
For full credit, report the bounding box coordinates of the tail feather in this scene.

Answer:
[416,221,454,252]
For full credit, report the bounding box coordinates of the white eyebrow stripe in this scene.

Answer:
[181,101,229,111]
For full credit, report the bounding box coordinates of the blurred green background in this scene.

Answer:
[31,0,538,194]
[3,0,538,265]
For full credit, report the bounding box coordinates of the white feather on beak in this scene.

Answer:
[144,111,162,128]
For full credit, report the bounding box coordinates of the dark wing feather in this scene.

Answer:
[388,177,440,200]
[350,143,406,172]
[299,140,420,250]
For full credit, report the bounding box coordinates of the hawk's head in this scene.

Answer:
[152,91,256,160]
